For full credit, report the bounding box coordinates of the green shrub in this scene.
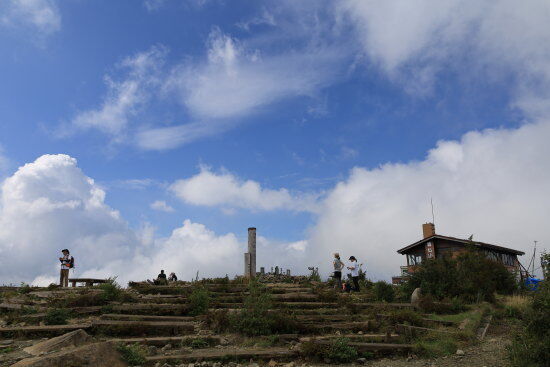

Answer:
[44,308,72,325]
[189,338,210,349]
[0,346,15,354]
[406,248,517,302]
[230,283,273,335]
[229,281,300,336]
[373,281,395,302]
[326,337,358,363]
[189,286,210,316]
[18,283,32,294]
[386,309,423,326]
[99,279,123,302]
[301,337,358,363]
[508,281,550,367]
[117,343,146,366]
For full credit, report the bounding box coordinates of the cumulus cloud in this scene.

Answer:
[0,0,61,36]
[308,120,550,279]
[150,200,174,212]
[0,154,138,285]
[67,46,167,137]
[0,154,309,285]
[170,167,320,212]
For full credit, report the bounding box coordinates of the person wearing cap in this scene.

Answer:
[347,256,360,292]
[332,253,345,291]
[59,249,74,287]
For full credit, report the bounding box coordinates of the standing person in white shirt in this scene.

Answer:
[332,253,345,291]
[347,256,360,292]
[59,249,74,287]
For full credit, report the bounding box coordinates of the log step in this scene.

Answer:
[311,340,412,352]
[100,314,195,322]
[108,335,222,347]
[91,320,195,336]
[0,324,91,337]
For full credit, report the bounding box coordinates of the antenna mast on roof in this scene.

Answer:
[529,241,538,276]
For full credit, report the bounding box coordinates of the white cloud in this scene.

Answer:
[170,167,320,212]
[68,46,167,137]
[0,154,310,285]
[0,154,138,285]
[143,0,166,12]
[150,200,174,212]
[74,14,346,150]
[340,0,550,97]
[236,9,276,31]
[135,122,225,151]
[0,0,61,36]
[307,119,550,280]
[169,27,341,120]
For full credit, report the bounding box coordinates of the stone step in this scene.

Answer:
[91,320,195,337]
[99,314,196,322]
[145,347,298,365]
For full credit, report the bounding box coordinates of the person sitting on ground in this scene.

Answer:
[59,249,74,287]
[332,253,344,291]
[347,256,360,292]
[156,270,168,285]
[168,272,178,282]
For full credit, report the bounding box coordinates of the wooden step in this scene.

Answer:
[308,321,376,332]
[311,340,412,353]
[112,303,190,316]
[0,324,91,337]
[145,347,298,365]
[299,333,401,343]
[296,314,363,322]
[107,335,222,347]
[91,320,195,336]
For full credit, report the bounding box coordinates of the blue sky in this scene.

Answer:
[0,0,548,284]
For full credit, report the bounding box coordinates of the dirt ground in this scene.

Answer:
[313,322,513,367]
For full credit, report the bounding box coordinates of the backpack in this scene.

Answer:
[69,257,75,269]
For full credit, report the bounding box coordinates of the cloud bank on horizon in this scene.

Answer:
[1,112,550,285]
[0,0,550,285]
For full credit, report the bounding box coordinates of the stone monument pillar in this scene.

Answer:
[244,227,257,278]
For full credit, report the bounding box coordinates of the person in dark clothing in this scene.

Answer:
[156,270,168,285]
[347,256,360,292]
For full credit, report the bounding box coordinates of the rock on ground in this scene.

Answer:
[23,329,92,356]
[11,342,128,367]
